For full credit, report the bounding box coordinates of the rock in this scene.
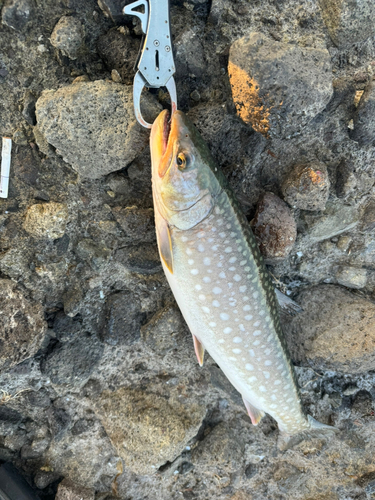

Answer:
[95,387,206,474]
[228,32,333,138]
[50,16,85,60]
[361,199,375,231]
[335,160,357,198]
[35,81,161,179]
[43,336,104,387]
[115,244,161,274]
[302,201,359,243]
[0,280,46,371]
[97,28,138,86]
[350,80,375,146]
[1,0,33,31]
[251,192,297,264]
[55,478,95,500]
[75,238,111,270]
[335,266,367,289]
[175,29,206,80]
[281,162,330,211]
[24,202,69,239]
[191,422,245,471]
[141,304,186,355]
[112,206,155,242]
[52,311,82,342]
[111,69,121,83]
[284,285,375,373]
[97,0,126,23]
[34,470,60,489]
[101,291,144,346]
[318,0,375,48]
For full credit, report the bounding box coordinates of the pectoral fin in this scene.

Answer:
[156,216,173,274]
[192,335,205,367]
[243,397,265,426]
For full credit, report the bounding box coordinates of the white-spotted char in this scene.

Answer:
[150,110,333,437]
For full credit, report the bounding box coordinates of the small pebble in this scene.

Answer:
[50,16,85,60]
[111,69,122,83]
[281,162,330,211]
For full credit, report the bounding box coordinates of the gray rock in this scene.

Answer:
[361,199,375,231]
[175,29,206,80]
[282,162,330,211]
[115,244,161,274]
[1,0,33,31]
[97,28,138,86]
[102,291,143,346]
[335,160,357,198]
[141,304,186,355]
[318,0,375,48]
[112,206,155,243]
[0,280,46,371]
[350,80,375,146]
[22,90,36,126]
[75,238,111,270]
[251,192,297,264]
[284,285,375,373]
[335,266,367,289]
[23,202,69,239]
[95,387,206,474]
[228,32,333,138]
[50,16,85,60]
[302,200,360,242]
[35,80,161,179]
[55,478,95,500]
[43,336,104,387]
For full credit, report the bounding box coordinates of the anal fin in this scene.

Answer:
[243,397,265,426]
[192,335,205,367]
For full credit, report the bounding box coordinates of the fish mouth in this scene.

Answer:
[151,109,184,178]
[161,110,171,157]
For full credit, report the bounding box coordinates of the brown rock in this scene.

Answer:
[281,162,330,211]
[251,192,297,264]
[55,478,94,500]
[0,279,46,371]
[284,285,375,373]
[24,202,69,239]
[95,387,206,474]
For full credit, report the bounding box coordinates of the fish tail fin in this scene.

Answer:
[277,416,338,451]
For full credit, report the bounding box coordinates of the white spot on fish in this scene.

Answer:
[253,340,260,346]
[186,248,193,255]
[197,231,205,238]
[198,294,205,301]
[253,292,259,299]
[243,305,251,311]
[195,284,202,291]
[220,313,229,321]
[212,300,220,307]
[181,236,188,242]
[234,274,241,282]
[239,286,247,293]
[198,244,205,252]
[271,395,277,401]
[263,371,270,379]
[229,257,237,263]
[191,269,199,275]
[240,260,246,266]
[233,337,242,343]
[212,245,218,251]
[239,324,245,332]
[220,232,226,238]
[249,349,255,357]
[245,315,253,321]
[219,271,226,279]
[209,322,216,327]
[203,276,211,283]
[188,259,194,265]
[203,257,211,266]
[213,287,222,295]
[265,349,271,355]
[259,386,267,392]
[253,321,260,327]
[225,247,232,253]
[218,339,225,344]
[202,306,210,314]
[259,310,265,316]
[274,380,281,385]
[224,327,232,334]
[232,348,241,354]
[248,376,257,383]
[253,330,262,336]
[245,363,254,371]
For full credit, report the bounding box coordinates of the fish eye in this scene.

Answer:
[176,152,192,170]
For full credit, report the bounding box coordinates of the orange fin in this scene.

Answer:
[193,335,205,366]
[243,398,265,426]
[156,216,173,273]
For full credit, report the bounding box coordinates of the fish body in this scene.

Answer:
[150,110,326,436]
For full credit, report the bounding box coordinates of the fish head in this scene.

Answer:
[151,110,220,229]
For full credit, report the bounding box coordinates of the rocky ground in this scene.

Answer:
[0,0,375,498]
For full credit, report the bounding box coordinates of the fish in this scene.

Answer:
[150,109,334,442]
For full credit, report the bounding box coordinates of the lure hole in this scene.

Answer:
[155,50,160,71]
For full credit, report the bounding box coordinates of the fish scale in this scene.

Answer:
[151,109,333,438]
